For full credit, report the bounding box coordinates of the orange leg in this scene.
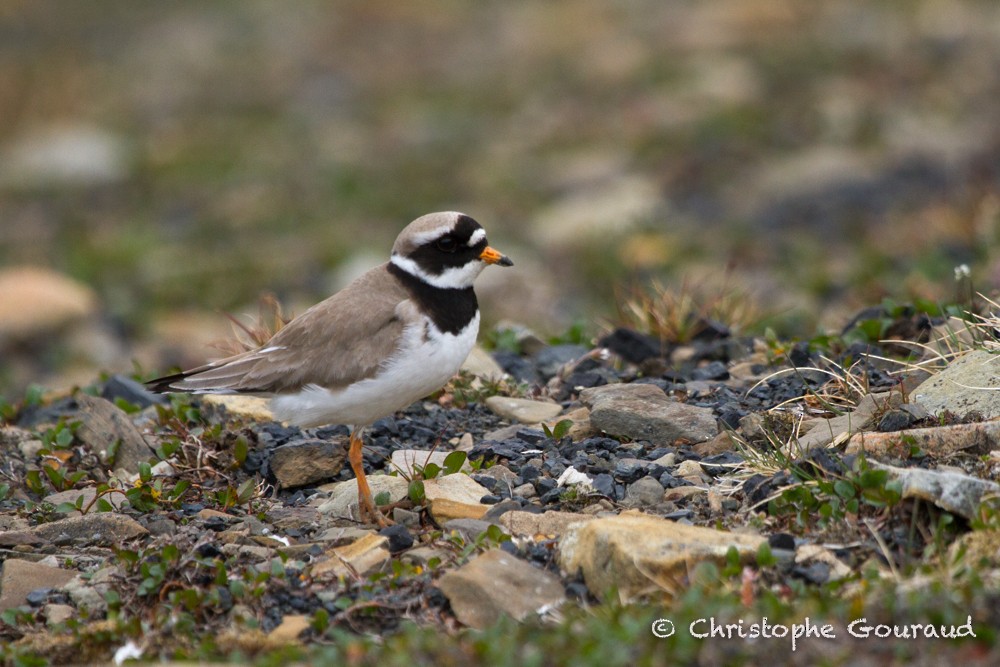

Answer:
[348,429,391,527]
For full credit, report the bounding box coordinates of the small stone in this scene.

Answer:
[312,533,390,578]
[402,546,451,567]
[73,393,155,474]
[438,549,565,629]
[423,474,493,506]
[625,476,665,507]
[591,473,616,497]
[378,525,414,553]
[271,439,347,489]
[485,396,563,424]
[613,458,649,483]
[268,614,311,643]
[442,519,496,542]
[30,513,147,546]
[428,498,488,522]
[674,459,709,484]
[392,507,420,527]
[499,510,594,537]
[580,384,717,444]
[44,603,75,626]
[512,483,537,499]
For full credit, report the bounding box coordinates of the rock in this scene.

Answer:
[948,530,1000,568]
[441,518,495,542]
[485,396,563,424]
[268,614,311,642]
[869,461,1000,521]
[315,475,409,520]
[499,510,595,538]
[270,439,347,489]
[73,394,155,475]
[559,512,764,601]
[423,474,493,506]
[202,394,275,423]
[0,559,77,612]
[378,525,414,553]
[911,350,1000,419]
[428,498,488,522]
[44,603,75,625]
[692,432,737,457]
[674,459,710,484]
[793,391,903,452]
[846,421,1000,458]
[461,345,508,381]
[62,575,106,615]
[312,533,390,578]
[314,526,376,546]
[512,483,537,499]
[625,476,665,507]
[437,549,565,629]
[534,344,589,379]
[580,384,717,444]
[44,488,126,513]
[390,449,473,477]
[794,545,852,582]
[0,266,98,341]
[30,512,148,546]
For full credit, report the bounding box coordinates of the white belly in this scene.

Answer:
[269,313,480,428]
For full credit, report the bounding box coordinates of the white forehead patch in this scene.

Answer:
[467,228,486,247]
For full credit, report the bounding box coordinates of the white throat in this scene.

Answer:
[390,254,485,289]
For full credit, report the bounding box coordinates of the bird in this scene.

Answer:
[147,212,512,526]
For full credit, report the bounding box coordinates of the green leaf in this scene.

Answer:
[138,461,152,483]
[756,542,776,567]
[236,478,257,503]
[551,419,574,440]
[407,480,426,504]
[443,451,467,475]
[54,502,80,514]
[833,480,856,500]
[421,462,441,479]
[97,498,114,512]
[234,435,249,466]
[373,490,391,506]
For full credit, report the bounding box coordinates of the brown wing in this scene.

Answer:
[147,263,415,394]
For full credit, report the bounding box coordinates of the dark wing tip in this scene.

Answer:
[145,371,189,394]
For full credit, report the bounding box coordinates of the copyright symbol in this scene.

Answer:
[651,618,675,638]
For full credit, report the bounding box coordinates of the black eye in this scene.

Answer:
[436,236,458,253]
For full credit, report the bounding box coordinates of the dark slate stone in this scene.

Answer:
[691,360,729,381]
[480,494,503,505]
[539,488,563,504]
[520,464,541,481]
[663,509,695,521]
[492,350,540,383]
[699,452,744,476]
[534,477,557,495]
[598,328,667,364]
[379,525,414,553]
[515,428,548,445]
[792,562,831,585]
[768,533,796,551]
[612,459,648,483]
[591,473,616,497]
[877,409,915,432]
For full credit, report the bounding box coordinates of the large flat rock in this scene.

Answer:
[559,511,764,601]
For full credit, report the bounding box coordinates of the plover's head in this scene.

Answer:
[390,212,512,289]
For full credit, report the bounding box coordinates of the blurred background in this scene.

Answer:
[2,0,1000,397]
